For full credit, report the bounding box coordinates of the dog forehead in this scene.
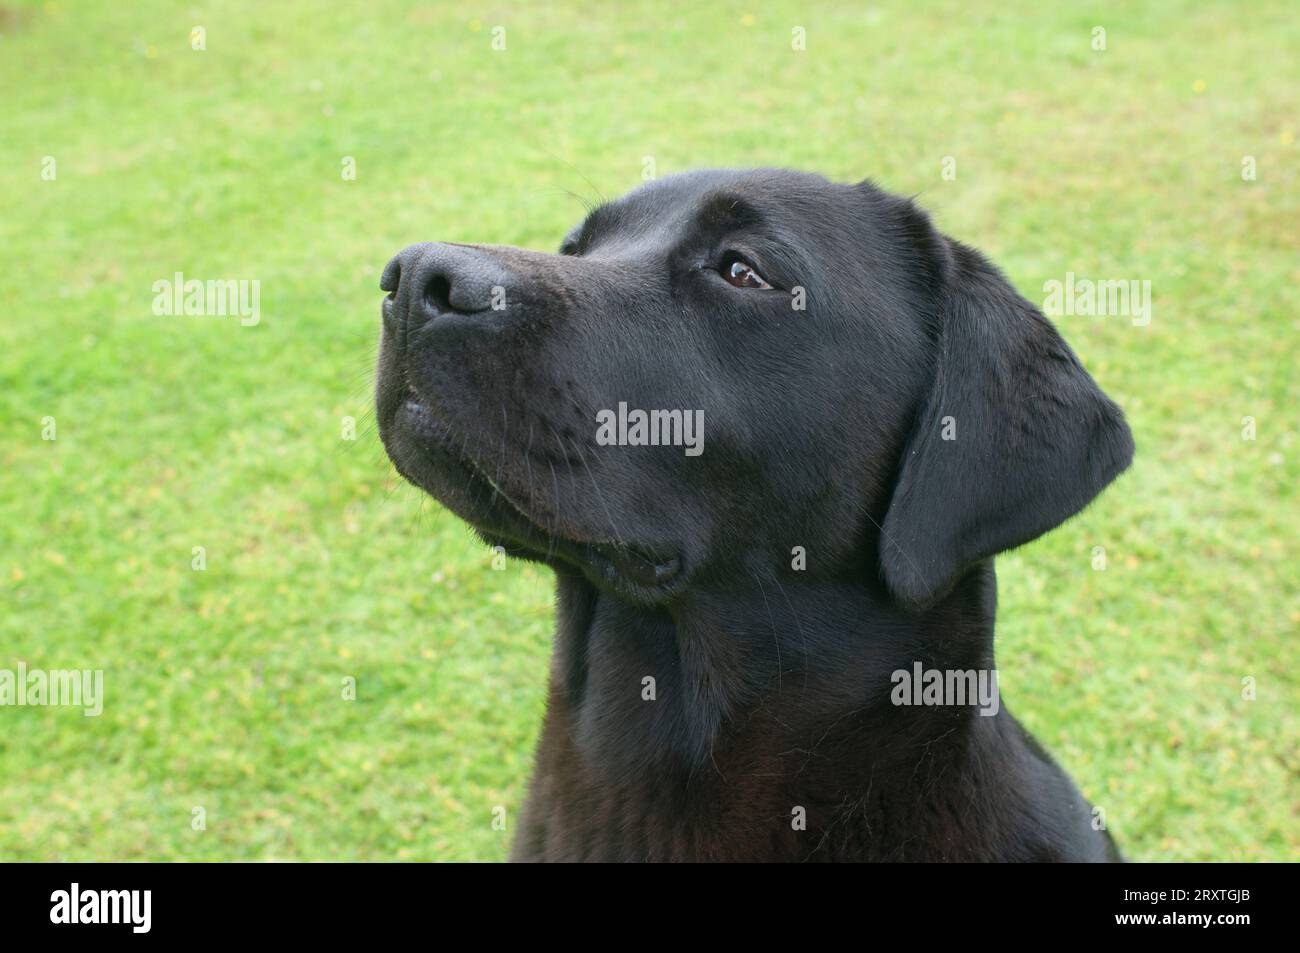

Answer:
[568,168,838,251]
[618,168,838,220]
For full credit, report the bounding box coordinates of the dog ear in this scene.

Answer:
[879,237,1134,610]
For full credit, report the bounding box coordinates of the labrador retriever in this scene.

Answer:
[375,169,1133,862]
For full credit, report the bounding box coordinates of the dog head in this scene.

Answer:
[375,169,1132,609]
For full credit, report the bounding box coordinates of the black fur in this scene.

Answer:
[375,169,1133,861]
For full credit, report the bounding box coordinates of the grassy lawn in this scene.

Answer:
[1,0,1295,861]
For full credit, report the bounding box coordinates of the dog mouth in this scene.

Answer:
[588,544,681,590]
[385,390,683,597]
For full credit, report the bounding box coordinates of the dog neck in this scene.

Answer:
[514,560,1113,861]
[544,561,1002,779]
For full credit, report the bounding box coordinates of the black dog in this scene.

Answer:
[375,169,1133,861]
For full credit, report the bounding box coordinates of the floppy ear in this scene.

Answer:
[879,239,1134,609]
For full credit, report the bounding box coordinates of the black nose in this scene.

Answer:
[381,243,511,335]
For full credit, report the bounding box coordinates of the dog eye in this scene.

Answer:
[720,253,773,289]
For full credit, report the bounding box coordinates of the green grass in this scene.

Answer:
[1,0,1295,861]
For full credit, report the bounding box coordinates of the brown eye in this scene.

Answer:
[720,254,773,289]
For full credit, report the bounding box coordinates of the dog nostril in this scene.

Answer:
[424,274,453,314]
[380,257,402,296]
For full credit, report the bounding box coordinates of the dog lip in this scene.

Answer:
[591,544,681,589]
[390,392,683,592]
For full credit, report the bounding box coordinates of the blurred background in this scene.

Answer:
[1,0,1295,860]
